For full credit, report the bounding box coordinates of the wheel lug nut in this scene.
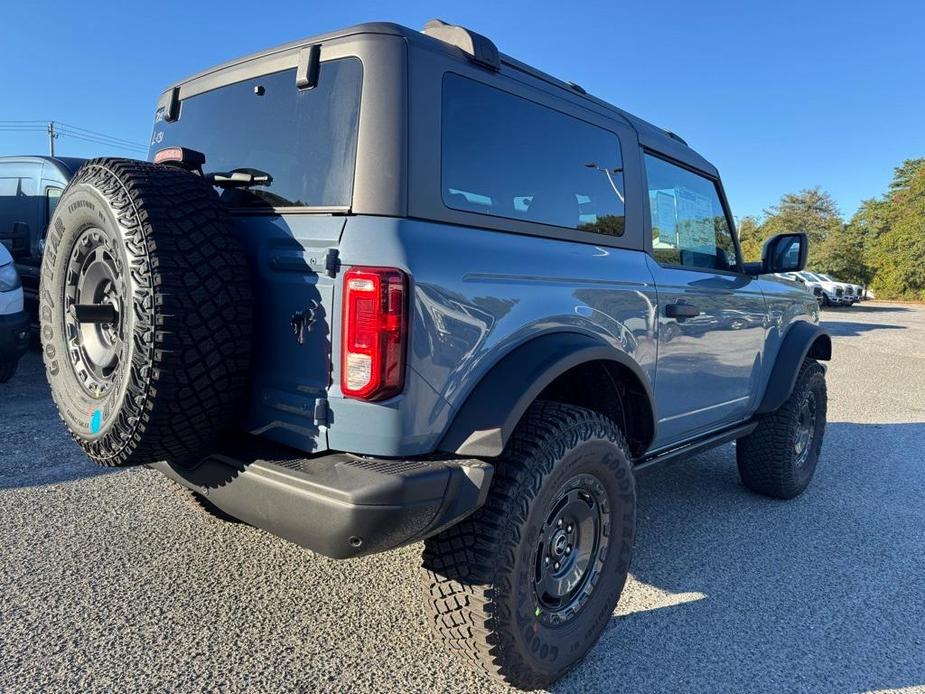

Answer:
[566,546,572,554]
[544,557,550,565]
[567,525,573,533]
[554,562,560,570]
[557,519,563,527]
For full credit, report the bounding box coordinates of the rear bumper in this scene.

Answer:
[151,435,493,559]
[0,311,30,362]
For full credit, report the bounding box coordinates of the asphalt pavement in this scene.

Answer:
[1,302,924,693]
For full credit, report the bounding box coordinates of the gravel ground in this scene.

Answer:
[1,302,924,693]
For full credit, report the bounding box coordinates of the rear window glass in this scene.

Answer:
[441,74,625,236]
[150,57,362,209]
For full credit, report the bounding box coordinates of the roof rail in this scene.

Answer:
[422,19,500,71]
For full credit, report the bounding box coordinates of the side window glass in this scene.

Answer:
[46,187,63,221]
[442,74,625,237]
[645,154,737,271]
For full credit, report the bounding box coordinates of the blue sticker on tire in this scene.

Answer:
[90,409,103,434]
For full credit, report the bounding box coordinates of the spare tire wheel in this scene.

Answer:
[40,158,253,467]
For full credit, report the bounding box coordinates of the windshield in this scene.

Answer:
[149,57,362,209]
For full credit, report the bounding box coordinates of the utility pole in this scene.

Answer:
[47,121,57,156]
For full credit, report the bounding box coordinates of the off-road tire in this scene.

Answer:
[0,360,17,383]
[737,359,827,499]
[421,402,636,690]
[171,483,241,524]
[40,158,253,467]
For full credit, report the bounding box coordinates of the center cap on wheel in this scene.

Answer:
[550,530,569,557]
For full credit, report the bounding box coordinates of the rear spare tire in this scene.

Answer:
[40,158,252,467]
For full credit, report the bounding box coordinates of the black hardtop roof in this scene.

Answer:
[0,155,87,177]
[165,21,717,176]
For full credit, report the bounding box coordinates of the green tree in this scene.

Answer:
[813,225,872,286]
[759,187,843,252]
[865,158,925,300]
[736,216,763,261]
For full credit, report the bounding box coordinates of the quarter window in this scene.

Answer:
[441,74,626,236]
[645,154,737,271]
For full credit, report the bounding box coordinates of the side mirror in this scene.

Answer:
[745,232,808,275]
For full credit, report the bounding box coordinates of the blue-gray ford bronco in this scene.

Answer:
[40,20,831,689]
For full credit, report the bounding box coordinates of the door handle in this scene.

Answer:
[665,302,701,319]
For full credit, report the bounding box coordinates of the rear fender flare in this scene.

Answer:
[438,332,655,457]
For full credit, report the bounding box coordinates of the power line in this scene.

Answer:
[56,129,148,154]
[55,127,148,151]
[55,121,147,149]
[0,120,148,155]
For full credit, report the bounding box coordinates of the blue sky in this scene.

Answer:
[2,0,922,220]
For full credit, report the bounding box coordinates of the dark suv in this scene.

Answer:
[40,20,831,689]
[0,155,86,325]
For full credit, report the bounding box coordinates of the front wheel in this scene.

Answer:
[421,402,636,690]
[736,359,827,499]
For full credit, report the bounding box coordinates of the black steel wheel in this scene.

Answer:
[532,474,610,625]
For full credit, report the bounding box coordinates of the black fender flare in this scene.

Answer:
[756,320,831,414]
[438,332,656,457]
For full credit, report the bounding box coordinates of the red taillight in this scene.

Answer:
[341,267,408,400]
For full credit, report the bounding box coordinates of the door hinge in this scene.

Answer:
[313,397,330,427]
[308,248,340,277]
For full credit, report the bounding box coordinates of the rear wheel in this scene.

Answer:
[737,359,827,499]
[40,158,253,467]
[421,402,636,690]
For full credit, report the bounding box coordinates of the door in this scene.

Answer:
[643,153,766,448]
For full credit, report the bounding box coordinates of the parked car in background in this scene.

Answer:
[800,271,849,306]
[788,272,824,305]
[817,273,859,304]
[0,156,87,326]
[0,242,28,382]
[776,272,823,305]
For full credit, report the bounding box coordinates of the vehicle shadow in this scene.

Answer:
[556,421,925,693]
[826,304,911,314]
[0,351,120,490]
[821,320,906,337]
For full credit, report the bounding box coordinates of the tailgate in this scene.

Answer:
[235,214,344,453]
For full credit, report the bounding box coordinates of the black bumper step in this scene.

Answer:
[151,436,493,559]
